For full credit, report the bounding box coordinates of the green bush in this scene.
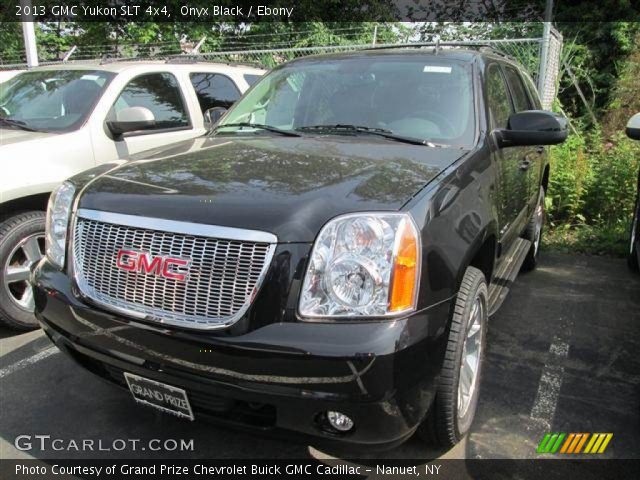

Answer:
[546,129,640,256]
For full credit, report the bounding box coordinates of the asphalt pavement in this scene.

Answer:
[1,252,639,467]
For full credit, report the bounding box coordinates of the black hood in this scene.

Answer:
[79,136,469,242]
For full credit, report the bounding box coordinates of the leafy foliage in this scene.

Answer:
[545,31,640,256]
[556,22,640,123]
[547,130,640,256]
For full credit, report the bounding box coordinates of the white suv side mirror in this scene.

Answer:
[107,106,156,136]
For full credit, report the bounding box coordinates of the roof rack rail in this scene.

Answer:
[99,55,144,65]
[478,46,516,61]
[364,41,517,62]
[165,55,200,64]
[165,55,263,69]
[365,41,493,51]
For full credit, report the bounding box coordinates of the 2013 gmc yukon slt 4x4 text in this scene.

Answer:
[33,48,567,450]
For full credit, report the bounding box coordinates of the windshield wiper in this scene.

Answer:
[296,124,438,147]
[210,122,301,137]
[0,117,40,132]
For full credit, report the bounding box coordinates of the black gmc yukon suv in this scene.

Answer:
[33,48,567,450]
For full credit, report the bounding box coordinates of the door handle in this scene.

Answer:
[536,146,545,154]
[520,159,532,170]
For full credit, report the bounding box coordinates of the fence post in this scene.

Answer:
[538,23,551,94]
[192,36,207,54]
[62,46,77,62]
[537,0,554,93]
[21,0,39,67]
[372,25,378,46]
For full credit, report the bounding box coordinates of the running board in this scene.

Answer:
[488,238,532,316]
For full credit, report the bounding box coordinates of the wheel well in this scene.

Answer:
[468,235,496,283]
[541,164,550,193]
[0,193,50,220]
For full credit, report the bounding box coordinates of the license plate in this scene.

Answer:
[124,372,194,421]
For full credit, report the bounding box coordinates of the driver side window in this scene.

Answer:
[111,73,190,131]
[486,64,514,130]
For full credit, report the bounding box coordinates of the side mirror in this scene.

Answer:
[203,107,227,130]
[626,113,640,140]
[496,110,568,148]
[107,106,155,136]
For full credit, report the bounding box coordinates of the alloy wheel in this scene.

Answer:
[3,233,45,312]
[631,206,638,255]
[533,197,545,256]
[457,295,485,420]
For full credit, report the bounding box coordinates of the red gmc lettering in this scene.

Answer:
[115,250,189,282]
[138,253,163,275]
[162,259,189,282]
[115,250,137,271]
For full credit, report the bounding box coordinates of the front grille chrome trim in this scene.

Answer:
[71,209,277,331]
[76,208,278,243]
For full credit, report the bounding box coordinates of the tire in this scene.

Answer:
[628,194,639,272]
[0,211,46,330]
[522,186,545,272]
[418,266,488,448]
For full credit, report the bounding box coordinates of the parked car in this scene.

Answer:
[626,113,640,271]
[33,48,566,450]
[0,60,264,329]
[0,70,22,84]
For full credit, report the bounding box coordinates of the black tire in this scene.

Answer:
[418,266,488,448]
[522,186,545,272]
[628,195,639,272]
[0,211,46,330]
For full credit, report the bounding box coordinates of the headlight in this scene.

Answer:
[45,182,75,268]
[299,213,421,318]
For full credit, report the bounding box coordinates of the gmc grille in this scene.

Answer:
[72,209,276,329]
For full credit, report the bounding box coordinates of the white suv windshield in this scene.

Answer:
[0,70,114,132]
[220,55,476,146]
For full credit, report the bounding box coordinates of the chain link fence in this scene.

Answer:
[1,36,561,107]
[193,38,558,107]
[537,28,563,110]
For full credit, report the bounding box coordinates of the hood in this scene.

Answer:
[0,127,53,146]
[79,136,469,242]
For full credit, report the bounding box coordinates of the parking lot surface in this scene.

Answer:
[1,252,639,466]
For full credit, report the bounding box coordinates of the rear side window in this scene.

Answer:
[486,64,514,129]
[521,73,542,109]
[113,73,189,130]
[503,66,531,112]
[189,73,240,113]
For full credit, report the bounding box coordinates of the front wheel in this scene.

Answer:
[0,211,46,330]
[418,266,488,448]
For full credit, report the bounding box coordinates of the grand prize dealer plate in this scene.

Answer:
[124,372,194,420]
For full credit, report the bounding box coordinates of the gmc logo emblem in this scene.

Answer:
[115,249,190,282]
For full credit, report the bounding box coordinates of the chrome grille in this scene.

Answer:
[72,209,276,329]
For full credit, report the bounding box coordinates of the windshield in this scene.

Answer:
[219,55,475,146]
[0,70,115,132]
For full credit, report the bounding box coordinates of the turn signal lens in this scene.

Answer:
[389,218,419,313]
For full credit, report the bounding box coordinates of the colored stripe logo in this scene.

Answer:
[537,433,613,454]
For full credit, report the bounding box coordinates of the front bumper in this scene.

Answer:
[33,258,451,450]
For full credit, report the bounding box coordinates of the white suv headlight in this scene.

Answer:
[299,212,421,318]
[45,182,75,269]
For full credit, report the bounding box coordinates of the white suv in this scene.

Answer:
[0,60,264,329]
